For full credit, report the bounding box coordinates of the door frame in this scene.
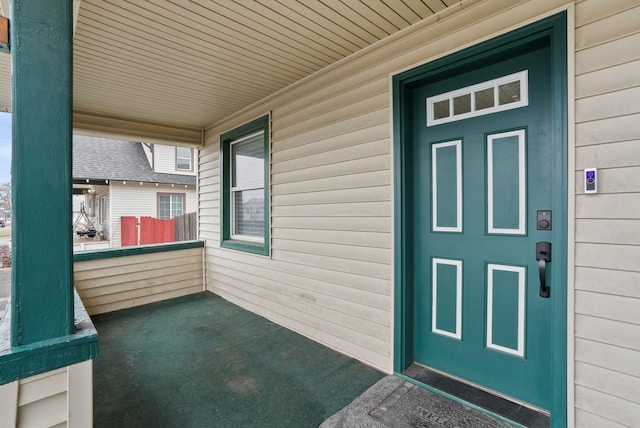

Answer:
[392,12,568,426]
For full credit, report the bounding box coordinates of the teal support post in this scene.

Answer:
[11,0,75,345]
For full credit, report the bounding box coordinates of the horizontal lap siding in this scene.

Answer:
[0,362,93,428]
[202,70,393,370]
[200,0,580,372]
[574,1,640,425]
[198,148,219,244]
[17,369,68,428]
[74,248,203,314]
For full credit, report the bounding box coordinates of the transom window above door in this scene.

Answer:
[426,71,528,126]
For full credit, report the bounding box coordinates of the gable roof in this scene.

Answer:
[72,135,196,186]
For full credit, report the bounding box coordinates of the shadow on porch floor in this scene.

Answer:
[92,292,385,427]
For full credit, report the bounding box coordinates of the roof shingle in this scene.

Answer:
[72,136,196,186]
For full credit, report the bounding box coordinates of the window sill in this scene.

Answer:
[221,239,269,256]
[0,290,98,385]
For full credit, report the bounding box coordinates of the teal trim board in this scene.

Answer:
[393,13,567,427]
[73,240,204,262]
[0,292,98,385]
[3,0,98,383]
[11,0,74,345]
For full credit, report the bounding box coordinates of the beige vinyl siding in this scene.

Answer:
[109,183,197,247]
[74,247,203,315]
[198,148,220,244]
[152,144,198,175]
[0,361,92,428]
[200,0,576,372]
[574,0,640,426]
[200,2,640,421]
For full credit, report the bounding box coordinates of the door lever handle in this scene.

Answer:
[536,242,551,298]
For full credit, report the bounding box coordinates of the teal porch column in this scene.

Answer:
[11,0,74,345]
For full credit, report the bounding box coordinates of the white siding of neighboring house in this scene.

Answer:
[153,144,198,176]
[109,182,197,247]
[199,0,640,425]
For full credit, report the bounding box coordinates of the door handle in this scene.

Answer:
[536,242,551,298]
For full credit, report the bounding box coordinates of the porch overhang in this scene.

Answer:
[0,0,465,143]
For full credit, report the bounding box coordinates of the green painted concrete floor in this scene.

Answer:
[92,292,385,427]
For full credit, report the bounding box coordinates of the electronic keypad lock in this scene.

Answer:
[537,210,552,231]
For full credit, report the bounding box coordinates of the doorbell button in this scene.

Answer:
[584,168,597,193]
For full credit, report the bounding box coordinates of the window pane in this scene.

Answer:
[176,147,191,170]
[171,195,183,218]
[475,88,495,110]
[433,100,450,120]
[499,81,521,105]
[159,195,171,219]
[233,189,264,239]
[232,132,264,188]
[453,94,471,115]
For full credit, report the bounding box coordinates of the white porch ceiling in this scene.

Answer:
[0,0,458,140]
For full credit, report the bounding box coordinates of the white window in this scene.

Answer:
[230,131,265,242]
[176,146,192,171]
[427,71,528,126]
[158,193,184,219]
[98,196,107,225]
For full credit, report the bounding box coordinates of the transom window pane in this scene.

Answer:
[499,81,521,105]
[433,100,450,120]
[453,94,471,116]
[475,88,495,110]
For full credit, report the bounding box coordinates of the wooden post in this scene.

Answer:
[11,0,74,345]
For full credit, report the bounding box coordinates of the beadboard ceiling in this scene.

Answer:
[0,0,458,139]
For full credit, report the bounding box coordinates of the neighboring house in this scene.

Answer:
[72,136,197,247]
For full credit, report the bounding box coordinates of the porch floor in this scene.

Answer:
[92,292,385,427]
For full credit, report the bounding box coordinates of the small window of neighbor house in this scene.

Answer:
[176,146,192,171]
[220,115,270,255]
[158,193,185,220]
[99,196,107,225]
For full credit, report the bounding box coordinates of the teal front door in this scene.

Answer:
[411,44,558,410]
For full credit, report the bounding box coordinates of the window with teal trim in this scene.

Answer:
[220,115,270,255]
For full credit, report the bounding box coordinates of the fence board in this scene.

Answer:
[174,212,197,241]
[140,216,175,245]
[120,216,138,247]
